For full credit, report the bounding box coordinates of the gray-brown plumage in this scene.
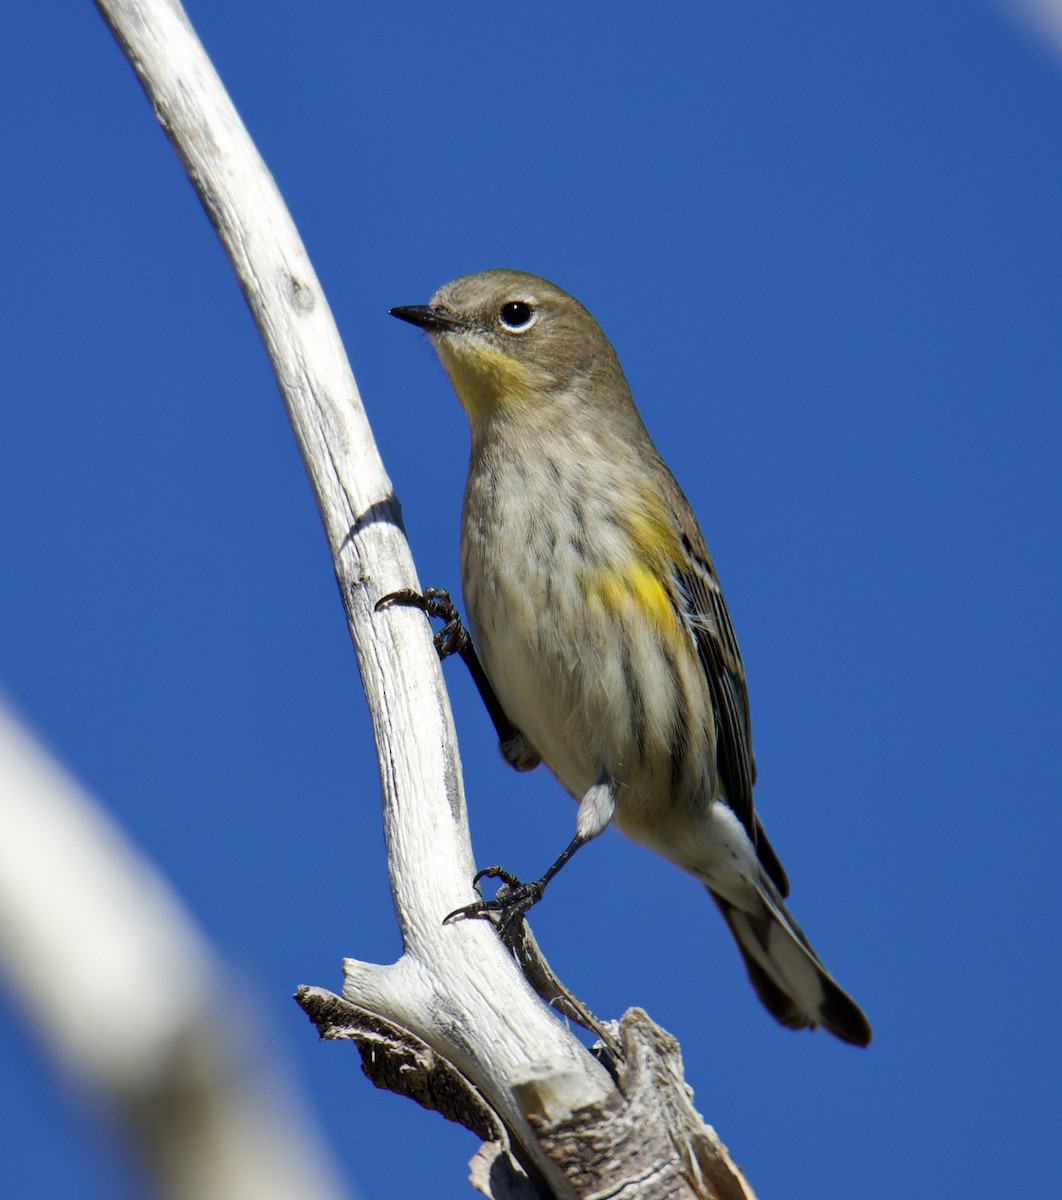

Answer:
[391,269,871,1046]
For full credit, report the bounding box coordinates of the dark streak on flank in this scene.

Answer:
[661,640,690,795]
[619,629,647,761]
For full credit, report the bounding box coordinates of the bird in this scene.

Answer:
[387,269,871,1046]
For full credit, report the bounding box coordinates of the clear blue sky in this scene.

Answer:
[2,2,1060,1197]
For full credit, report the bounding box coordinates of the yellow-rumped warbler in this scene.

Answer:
[389,269,871,1046]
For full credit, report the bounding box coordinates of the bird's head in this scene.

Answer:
[390,269,624,427]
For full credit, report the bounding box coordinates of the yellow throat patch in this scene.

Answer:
[436,336,530,417]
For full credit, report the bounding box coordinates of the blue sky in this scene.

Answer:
[2,2,1060,1196]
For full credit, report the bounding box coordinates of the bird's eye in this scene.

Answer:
[499,300,535,330]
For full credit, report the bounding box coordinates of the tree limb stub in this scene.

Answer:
[296,986,503,1144]
[298,985,755,1200]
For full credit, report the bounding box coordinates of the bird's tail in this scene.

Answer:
[709,884,872,1046]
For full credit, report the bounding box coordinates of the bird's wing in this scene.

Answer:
[670,506,790,896]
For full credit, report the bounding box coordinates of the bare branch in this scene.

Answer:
[91,2,760,1195]
[92,0,613,1185]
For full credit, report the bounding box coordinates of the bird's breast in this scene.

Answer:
[460,450,716,829]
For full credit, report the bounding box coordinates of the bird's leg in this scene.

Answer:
[444,835,587,942]
[445,772,618,940]
[375,587,540,771]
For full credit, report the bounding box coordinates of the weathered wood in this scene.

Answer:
[94,2,760,1195]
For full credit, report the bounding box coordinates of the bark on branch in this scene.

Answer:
[93,1,759,1195]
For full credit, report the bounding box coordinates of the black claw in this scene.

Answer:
[375,587,470,660]
[375,586,453,617]
[433,620,469,660]
[443,868,548,941]
[472,864,522,891]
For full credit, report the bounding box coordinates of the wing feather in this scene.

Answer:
[671,513,790,897]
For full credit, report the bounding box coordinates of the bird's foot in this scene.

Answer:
[445,865,548,943]
[375,587,469,659]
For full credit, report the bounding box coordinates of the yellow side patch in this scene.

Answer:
[436,338,529,418]
[625,488,685,568]
[628,562,678,631]
[580,485,687,640]
[589,563,681,638]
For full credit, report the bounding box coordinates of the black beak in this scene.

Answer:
[389,304,467,333]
